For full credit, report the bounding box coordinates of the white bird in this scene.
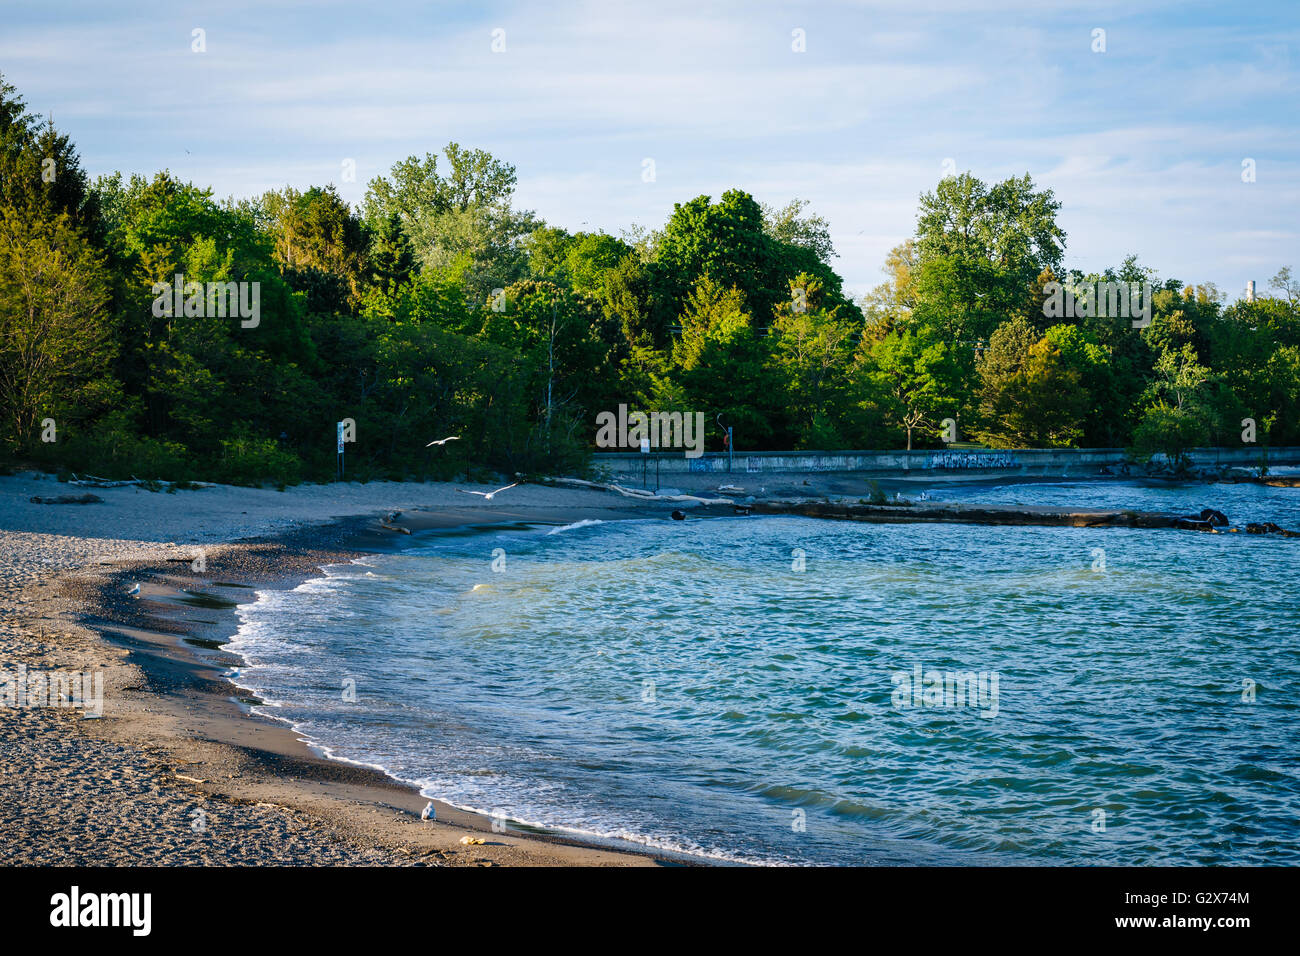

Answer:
[421,802,436,821]
[425,435,461,447]
[457,483,518,501]
[127,583,140,596]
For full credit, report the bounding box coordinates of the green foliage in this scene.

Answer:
[3,65,1299,485]
[858,327,958,451]
[214,430,302,486]
[1130,403,1210,470]
[262,185,369,309]
[0,77,102,240]
[363,144,537,302]
[658,277,789,447]
[0,208,114,451]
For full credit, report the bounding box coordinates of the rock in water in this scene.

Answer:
[1199,508,1229,526]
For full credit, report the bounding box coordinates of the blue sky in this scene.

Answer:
[2,0,1297,302]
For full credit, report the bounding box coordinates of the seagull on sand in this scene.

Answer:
[425,435,461,447]
[457,482,518,501]
[421,802,436,821]
[127,583,140,596]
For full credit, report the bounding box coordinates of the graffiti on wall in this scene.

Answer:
[926,451,1019,470]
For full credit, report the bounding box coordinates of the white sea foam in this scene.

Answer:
[203,494,1300,867]
[546,518,605,535]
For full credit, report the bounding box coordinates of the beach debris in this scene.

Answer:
[174,774,206,784]
[29,494,102,505]
[542,476,734,506]
[65,473,143,488]
[718,484,744,493]
[425,435,461,447]
[611,484,732,504]
[380,522,411,534]
[1173,508,1230,531]
[420,802,436,821]
[671,510,686,521]
[64,473,214,490]
[459,836,485,845]
[458,482,519,501]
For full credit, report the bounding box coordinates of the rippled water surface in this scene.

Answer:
[230,480,1300,864]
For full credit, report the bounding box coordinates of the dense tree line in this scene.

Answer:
[2,73,1297,484]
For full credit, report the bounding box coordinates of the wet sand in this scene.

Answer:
[4,468,1272,866]
[1,476,686,866]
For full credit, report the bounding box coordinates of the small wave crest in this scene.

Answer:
[547,518,606,535]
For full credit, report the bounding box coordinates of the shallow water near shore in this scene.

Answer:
[228,480,1300,865]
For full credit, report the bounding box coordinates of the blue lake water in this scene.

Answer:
[229,480,1300,865]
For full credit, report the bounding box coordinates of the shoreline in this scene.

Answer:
[92,507,709,866]
[4,470,1295,866]
[1,477,689,866]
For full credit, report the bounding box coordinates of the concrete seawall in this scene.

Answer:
[592,446,1300,479]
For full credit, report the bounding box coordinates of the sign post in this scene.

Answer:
[337,421,345,481]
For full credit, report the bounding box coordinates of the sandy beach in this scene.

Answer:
[0,472,700,866]
[5,467,1286,867]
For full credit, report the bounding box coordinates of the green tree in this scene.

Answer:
[366,212,416,296]
[660,277,788,447]
[762,198,836,264]
[262,185,368,309]
[364,144,537,300]
[769,274,858,447]
[0,209,114,449]
[859,327,956,450]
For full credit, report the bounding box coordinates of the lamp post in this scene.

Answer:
[336,421,344,481]
[717,413,733,473]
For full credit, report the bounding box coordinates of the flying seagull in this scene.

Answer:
[425,435,461,447]
[457,482,518,501]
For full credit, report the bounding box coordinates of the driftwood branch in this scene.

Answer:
[544,476,734,506]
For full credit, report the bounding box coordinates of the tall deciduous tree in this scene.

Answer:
[859,327,956,451]
[0,209,113,448]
